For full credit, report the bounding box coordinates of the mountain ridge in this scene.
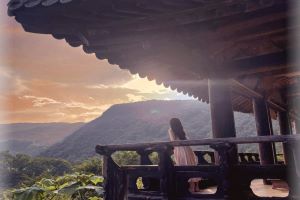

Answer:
[0,122,84,156]
[41,100,279,161]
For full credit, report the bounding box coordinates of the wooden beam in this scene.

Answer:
[231,79,300,120]
[95,135,300,153]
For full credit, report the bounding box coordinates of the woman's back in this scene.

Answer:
[168,128,198,166]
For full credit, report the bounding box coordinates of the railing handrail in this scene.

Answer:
[96,134,300,153]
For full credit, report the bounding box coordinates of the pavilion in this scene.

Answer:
[7,0,300,199]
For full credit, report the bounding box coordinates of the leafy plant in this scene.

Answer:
[4,173,104,200]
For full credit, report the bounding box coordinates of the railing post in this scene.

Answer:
[96,146,127,200]
[211,143,249,200]
[158,145,174,200]
[138,149,152,165]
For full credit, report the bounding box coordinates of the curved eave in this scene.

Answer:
[7,0,293,115]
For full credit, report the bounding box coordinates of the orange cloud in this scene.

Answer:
[0,5,192,123]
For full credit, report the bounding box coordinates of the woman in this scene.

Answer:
[168,118,201,193]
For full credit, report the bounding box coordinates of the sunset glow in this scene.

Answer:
[0,4,193,123]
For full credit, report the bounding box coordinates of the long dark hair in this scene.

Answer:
[170,118,187,140]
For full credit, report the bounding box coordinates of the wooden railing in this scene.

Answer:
[194,151,284,165]
[95,135,300,200]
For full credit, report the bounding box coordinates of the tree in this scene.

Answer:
[74,156,102,175]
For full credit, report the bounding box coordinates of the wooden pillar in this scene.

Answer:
[278,111,292,164]
[279,111,292,135]
[96,146,127,200]
[208,79,238,164]
[253,98,275,165]
[295,118,300,134]
[158,145,174,200]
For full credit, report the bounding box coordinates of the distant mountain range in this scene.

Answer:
[0,123,84,156]
[40,100,280,161]
[1,100,281,160]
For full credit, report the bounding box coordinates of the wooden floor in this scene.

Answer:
[195,179,289,198]
[250,179,289,198]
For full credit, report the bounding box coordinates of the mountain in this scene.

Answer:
[0,123,84,156]
[41,100,280,161]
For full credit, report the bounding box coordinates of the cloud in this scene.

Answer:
[1,75,193,123]
[0,5,194,123]
[121,75,169,94]
[21,95,60,107]
[0,77,153,122]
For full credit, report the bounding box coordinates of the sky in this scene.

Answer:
[0,3,194,123]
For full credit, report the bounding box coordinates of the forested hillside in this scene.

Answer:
[41,100,280,161]
[0,123,84,156]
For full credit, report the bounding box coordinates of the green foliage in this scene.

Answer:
[74,157,102,175]
[0,150,158,199]
[149,152,159,165]
[3,173,104,200]
[0,152,72,188]
[112,151,140,165]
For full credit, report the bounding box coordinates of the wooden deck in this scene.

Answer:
[251,179,288,198]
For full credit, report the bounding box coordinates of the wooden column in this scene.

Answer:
[267,107,278,163]
[278,111,292,164]
[208,79,238,164]
[295,119,300,134]
[158,145,174,200]
[253,98,275,165]
[279,111,292,135]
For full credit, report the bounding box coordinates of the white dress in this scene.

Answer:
[168,128,201,182]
